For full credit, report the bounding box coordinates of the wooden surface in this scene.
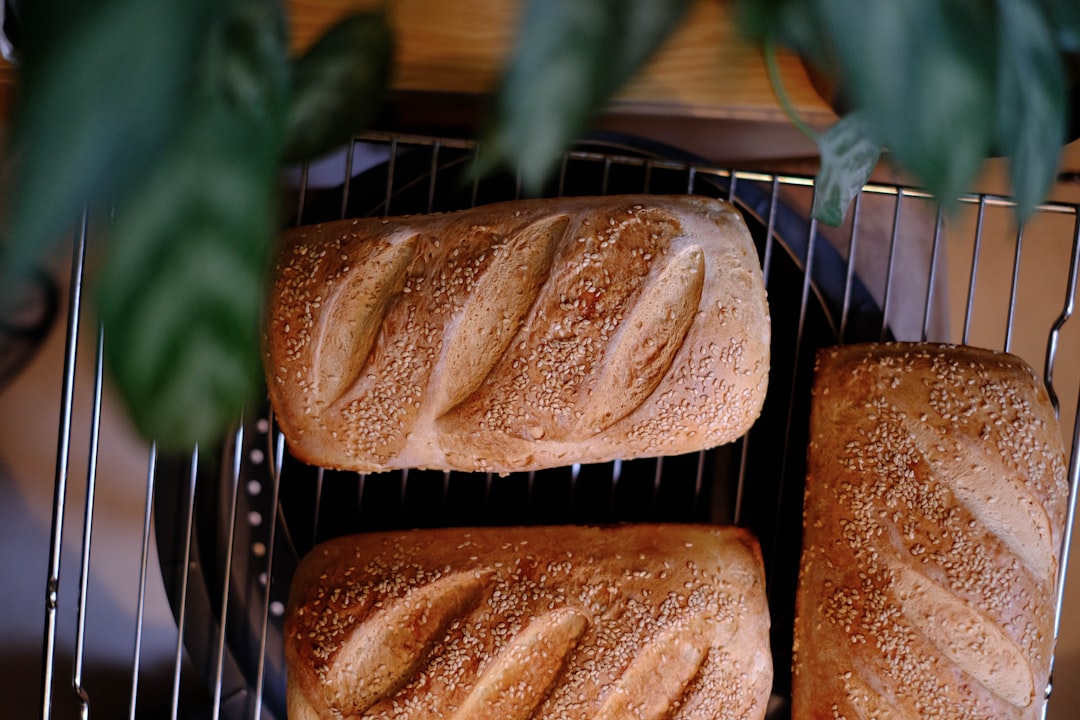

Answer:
[287,0,835,125]
[0,1,832,161]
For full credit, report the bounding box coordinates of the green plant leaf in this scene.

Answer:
[481,0,693,192]
[97,0,289,452]
[3,0,208,283]
[812,113,881,226]
[809,0,998,210]
[283,11,394,163]
[1037,0,1080,51]
[201,0,290,122]
[735,0,824,67]
[995,0,1067,221]
[734,0,792,39]
[762,39,877,226]
[98,123,275,450]
[747,1,1075,221]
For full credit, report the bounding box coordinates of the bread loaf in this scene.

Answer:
[284,524,773,720]
[792,343,1069,719]
[264,194,769,474]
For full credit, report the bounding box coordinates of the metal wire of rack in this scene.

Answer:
[29,131,1080,719]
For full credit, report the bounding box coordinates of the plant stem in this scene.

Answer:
[764,37,819,143]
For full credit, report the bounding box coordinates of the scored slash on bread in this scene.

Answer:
[284,524,773,720]
[430,213,568,419]
[448,607,590,720]
[264,194,769,474]
[323,567,493,715]
[313,230,419,411]
[575,242,706,436]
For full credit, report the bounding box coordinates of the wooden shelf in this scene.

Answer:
[0,1,834,164]
[287,0,835,127]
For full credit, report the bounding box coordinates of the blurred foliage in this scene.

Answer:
[478,0,694,191]
[2,0,393,452]
[739,0,1077,224]
[283,12,393,163]
[2,0,1078,451]
[97,0,289,449]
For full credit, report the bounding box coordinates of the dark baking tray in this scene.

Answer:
[153,133,890,719]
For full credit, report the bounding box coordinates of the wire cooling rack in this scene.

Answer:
[32,131,1080,719]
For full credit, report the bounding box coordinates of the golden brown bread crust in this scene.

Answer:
[284,524,773,720]
[263,194,769,474]
[792,343,1069,720]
